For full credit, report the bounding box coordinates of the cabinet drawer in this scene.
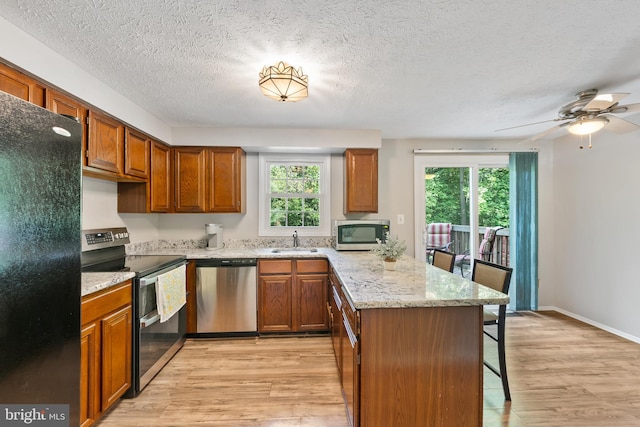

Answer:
[82,280,132,325]
[296,259,328,274]
[342,289,357,333]
[259,259,292,274]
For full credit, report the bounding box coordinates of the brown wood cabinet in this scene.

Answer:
[185,260,198,334]
[149,141,173,212]
[174,146,245,213]
[296,259,329,332]
[258,259,293,332]
[86,110,124,175]
[0,62,45,107]
[118,145,245,214]
[80,281,133,427]
[344,148,378,213]
[124,128,150,179]
[258,259,329,334]
[85,110,149,182]
[80,322,99,427]
[45,88,88,164]
[207,147,245,213]
[117,140,172,213]
[174,146,207,212]
[330,271,482,426]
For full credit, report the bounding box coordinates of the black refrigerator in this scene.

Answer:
[0,91,82,426]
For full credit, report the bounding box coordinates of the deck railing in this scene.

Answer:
[450,225,510,267]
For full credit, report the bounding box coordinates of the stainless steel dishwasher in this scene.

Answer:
[195,258,257,337]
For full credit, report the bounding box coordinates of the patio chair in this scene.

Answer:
[455,226,503,277]
[424,223,453,262]
[472,259,513,401]
[431,248,456,273]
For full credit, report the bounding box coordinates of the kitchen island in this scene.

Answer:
[83,246,507,426]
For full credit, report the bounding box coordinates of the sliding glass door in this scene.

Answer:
[414,155,510,276]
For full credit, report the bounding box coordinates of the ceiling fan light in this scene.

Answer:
[567,116,609,135]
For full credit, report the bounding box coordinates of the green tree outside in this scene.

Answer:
[425,167,509,228]
[269,164,320,227]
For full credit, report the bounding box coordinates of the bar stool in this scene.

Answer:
[431,248,455,273]
[472,258,513,401]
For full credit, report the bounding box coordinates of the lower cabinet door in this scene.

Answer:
[258,275,293,332]
[101,305,132,411]
[296,274,329,331]
[80,322,100,427]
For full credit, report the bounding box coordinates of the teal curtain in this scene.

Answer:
[509,152,538,310]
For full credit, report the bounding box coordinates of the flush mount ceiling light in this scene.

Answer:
[259,61,308,102]
[567,115,609,136]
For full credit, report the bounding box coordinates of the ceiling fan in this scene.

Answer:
[497,89,640,144]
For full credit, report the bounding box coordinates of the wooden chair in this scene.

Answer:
[431,249,455,273]
[471,259,513,401]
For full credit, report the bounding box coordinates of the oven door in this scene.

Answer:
[138,304,186,390]
[135,262,187,393]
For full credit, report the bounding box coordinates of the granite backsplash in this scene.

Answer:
[126,236,335,254]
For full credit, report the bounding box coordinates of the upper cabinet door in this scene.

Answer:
[207,147,245,213]
[0,63,45,107]
[87,110,124,175]
[344,148,378,213]
[174,147,206,213]
[46,88,88,162]
[149,141,172,212]
[124,128,150,179]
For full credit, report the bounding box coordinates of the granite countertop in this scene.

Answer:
[81,271,136,297]
[124,246,509,310]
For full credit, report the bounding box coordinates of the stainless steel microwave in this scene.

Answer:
[332,219,390,251]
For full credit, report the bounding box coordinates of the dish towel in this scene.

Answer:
[156,264,186,323]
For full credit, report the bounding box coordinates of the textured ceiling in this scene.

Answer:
[2,0,640,140]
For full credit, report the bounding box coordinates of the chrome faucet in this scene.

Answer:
[293,230,299,248]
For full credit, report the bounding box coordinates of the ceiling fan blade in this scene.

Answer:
[518,122,570,144]
[582,93,628,111]
[603,115,640,134]
[494,118,560,132]
[609,102,640,114]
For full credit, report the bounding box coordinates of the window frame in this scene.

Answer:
[258,153,331,237]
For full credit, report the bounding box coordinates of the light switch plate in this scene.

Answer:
[397,214,405,225]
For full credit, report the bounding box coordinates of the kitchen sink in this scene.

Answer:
[270,247,318,253]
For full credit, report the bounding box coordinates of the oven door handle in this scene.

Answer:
[140,310,160,328]
[139,261,187,289]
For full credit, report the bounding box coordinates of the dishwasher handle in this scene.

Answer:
[196,258,257,268]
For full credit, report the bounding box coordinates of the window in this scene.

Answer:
[259,153,331,236]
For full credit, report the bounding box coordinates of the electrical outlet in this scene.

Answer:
[397,214,405,225]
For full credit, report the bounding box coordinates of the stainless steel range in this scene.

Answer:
[81,227,187,397]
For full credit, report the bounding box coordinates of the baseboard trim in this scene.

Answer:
[538,306,640,344]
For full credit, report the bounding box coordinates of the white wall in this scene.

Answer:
[82,177,159,243]
[552,131,640,340]
[172,127,380,151]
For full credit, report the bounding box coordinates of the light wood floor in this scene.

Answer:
[98,311,640,426]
